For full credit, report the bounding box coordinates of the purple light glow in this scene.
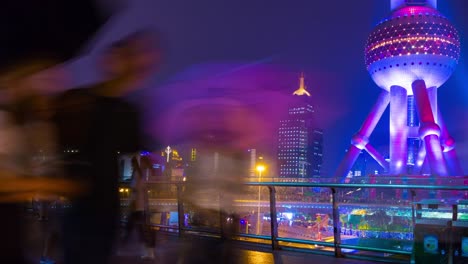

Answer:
[366,5,460,68]
[365,5,460,94]
[149,63,345,155]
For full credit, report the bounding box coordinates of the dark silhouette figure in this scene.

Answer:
[53,30,160,264]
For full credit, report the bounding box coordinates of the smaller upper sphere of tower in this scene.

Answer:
[364,5,460,94]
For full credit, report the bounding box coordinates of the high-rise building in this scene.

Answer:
[277,73,323,179]
[248,148,257,177]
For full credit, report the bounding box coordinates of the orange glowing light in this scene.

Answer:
[292,72,311,97]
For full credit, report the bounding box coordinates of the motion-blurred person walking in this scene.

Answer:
[0,1,112,263]
[0,57,81,264]
[122,154,156,260]
[53,30,161,264]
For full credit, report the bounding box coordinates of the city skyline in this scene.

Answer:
[64,0,468,176]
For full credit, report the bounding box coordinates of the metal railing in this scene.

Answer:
[120,178,468,263]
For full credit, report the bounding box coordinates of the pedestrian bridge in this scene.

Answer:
[116,178,468,263]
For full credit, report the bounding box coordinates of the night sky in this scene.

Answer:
[67,0,468,176]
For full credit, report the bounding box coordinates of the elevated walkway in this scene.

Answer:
[23,211,375,264]
[114,233,378,264]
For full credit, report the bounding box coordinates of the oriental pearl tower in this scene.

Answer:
[336,0,463,182]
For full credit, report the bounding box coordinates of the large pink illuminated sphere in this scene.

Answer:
[365,5,460,94]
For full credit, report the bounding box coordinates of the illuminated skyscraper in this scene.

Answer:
[277,74,323,179]
[336,0,463,181]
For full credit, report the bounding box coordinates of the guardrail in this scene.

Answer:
[120,179,468,263]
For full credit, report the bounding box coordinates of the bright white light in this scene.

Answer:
[283,212,293,220]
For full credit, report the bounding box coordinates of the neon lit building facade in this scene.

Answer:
[278,74,323,179]
[336,0,463,182]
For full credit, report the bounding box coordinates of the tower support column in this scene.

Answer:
[335,91,390,181]
[428,87,438,123]
[412,80,448,176]
[389,86,408,175]
[437,110,463,175]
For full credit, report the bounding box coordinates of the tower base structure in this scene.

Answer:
[336,80,463,183]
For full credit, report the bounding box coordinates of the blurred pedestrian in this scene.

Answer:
[122,154,155,259]
[0,57,80,264]
[179,145,246,264]
[53,29,161,264]
[0,1,110,263]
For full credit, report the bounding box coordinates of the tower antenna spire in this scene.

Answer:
[390,0,437,11]
[293,72,311,96]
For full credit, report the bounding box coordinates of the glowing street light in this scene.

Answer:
[256,165,265,176]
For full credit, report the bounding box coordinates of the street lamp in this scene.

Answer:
[256,164,265,235]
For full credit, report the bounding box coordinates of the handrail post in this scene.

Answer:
[219,192,226,239]
[411,190,416,228]
[452,203,458,221]
[176,182,185,237]
[331,187,342,257]
[269,186,280,250]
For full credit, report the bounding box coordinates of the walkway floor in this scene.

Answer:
[23,212,378,264]
[113,234,378,264]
